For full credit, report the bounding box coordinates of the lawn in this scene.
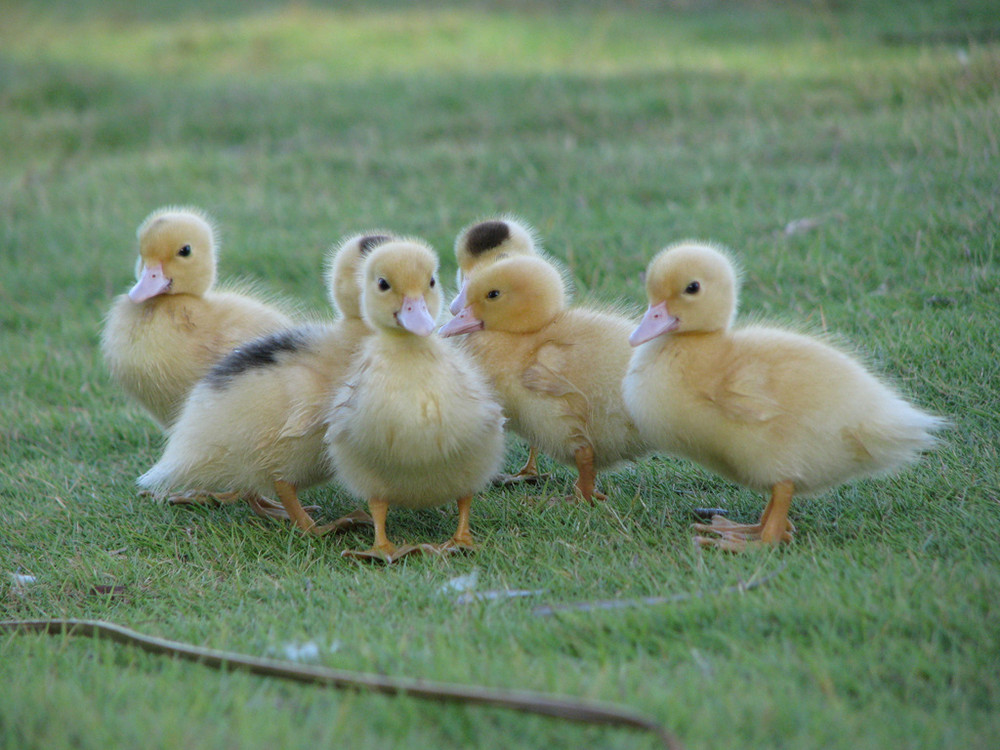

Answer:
[1,1,998,747]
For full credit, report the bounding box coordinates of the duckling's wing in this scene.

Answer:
[280,399,324,439]
[277,367,328,439]
[523,343,584,397]
[521,342,591,439]
[709,359,784,423]
[323,376,360,445]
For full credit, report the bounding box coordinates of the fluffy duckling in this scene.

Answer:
[452,216,554,482]
[101,206,295,428]
[450,216,540,314]
[136,232,397,533]
[325,239,505,563]
[325,230,396,326]
[440,255,648,503]
[623,241,945,551]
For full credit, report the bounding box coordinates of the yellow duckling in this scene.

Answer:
[325,230,396,327]
[325,239,505,563]
[452,216,556,483]
[101,206,294,428]
[440,255,648,503]
[623,241,945,551]
[450,216,540,314]
[136,233,396,533]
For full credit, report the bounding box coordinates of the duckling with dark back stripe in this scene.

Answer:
[138,232,395,533]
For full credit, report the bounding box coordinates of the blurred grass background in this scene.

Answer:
[1,1,998,748]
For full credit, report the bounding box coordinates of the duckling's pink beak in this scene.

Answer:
[629,301,679,346]
[128,263,171,302]
[449,280,469,315]
[396,295,436,336]
[438,305,484,337]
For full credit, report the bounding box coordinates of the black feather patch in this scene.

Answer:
[465,221,510,256]
[206,329,308,388]
[358,234,392,255]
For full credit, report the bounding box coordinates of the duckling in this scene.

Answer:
[623,241,946,551]
[103,207,301,518]
[101,206,295,428]
[325,230,396,327]
[439,255,648,504]
[450,216,540,314]
[325,239,505,563]
[136,232,397,533]
[452,216,551,482]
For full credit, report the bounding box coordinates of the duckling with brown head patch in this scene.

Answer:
[441,254,648,504]
[451,216,540,314]
[325,231,397,321]
[451,216,563,483]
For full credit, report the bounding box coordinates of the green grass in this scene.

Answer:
[1,1,998,747]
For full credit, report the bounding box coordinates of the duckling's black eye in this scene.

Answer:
[178,245,192,257]
[429,277,436,288]
[486,289,501,300]
[684,281,700,295]
[377,278,390,291]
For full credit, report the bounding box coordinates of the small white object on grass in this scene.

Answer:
[438,569,546,604]
[270,640,341,662]
[439,570,480,594]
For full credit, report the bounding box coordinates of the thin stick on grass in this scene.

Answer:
[0,618,682,749]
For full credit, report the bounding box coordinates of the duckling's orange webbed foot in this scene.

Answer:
[694,526,794,552]
[493,446,550,486]
[158,490,327,525]
[341,543,422,564]
[326,509,375,531]
[434,533,477,555]
[162,490,241,506]
[693,481,796,552]
[494,469,548,486]
[434,540,477,555]
[342,498,424,563]
[569,485,608,505]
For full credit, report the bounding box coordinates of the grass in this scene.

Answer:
[1,0,998,747]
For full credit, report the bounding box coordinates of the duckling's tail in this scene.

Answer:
[849,398,948,477]
[136,458,180,500]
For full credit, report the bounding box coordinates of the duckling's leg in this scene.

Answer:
[758,483,795,544]
[161,490,241,506]
[436,495,477,553]
[273,480,374,536]
[519,447,541,478]
[342,499,419,563]
[693,480,795,551]
[245,493,324,521]
[165,489,327,524]
[570,443,607,504]
[494,446,550,485]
